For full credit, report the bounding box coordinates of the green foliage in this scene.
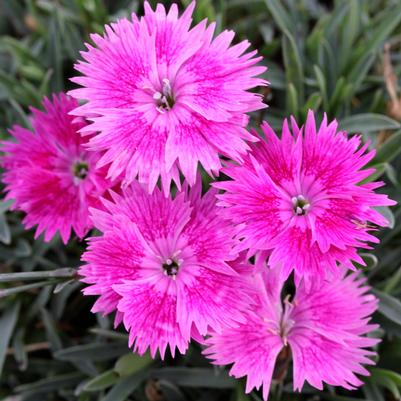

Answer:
[0,1,401,401]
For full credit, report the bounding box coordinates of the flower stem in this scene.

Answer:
[0,281,56,298]
[0,268,77,283]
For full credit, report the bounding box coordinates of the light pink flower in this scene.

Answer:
[1,93,111,244]
[69,1,267,193]
[80,179,254,358]
[204,269,379,400]
[215,110,396,283]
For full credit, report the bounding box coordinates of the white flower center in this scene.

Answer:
[280,296,295,345]
[161,254,182,280]
[291,194,310,216]
[153,78,175,113]
[264,296,295,346]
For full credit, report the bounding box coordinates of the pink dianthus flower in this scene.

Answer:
[1,93,111,244]
[215,110,395,283]
[204,269,379,400]
[80,179,254,358]
[69,1,267,193]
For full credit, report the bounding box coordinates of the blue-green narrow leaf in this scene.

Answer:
[0,302,20,375]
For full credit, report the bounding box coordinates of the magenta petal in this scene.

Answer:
[1,93,112,243]
[205,269,379,399]
[80,179,254,358]
[216,111,396,283]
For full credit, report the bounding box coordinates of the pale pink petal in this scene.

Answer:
[289,272,379,391]
[204,311,283,401]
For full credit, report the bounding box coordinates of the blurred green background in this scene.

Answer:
[1,0,401,400]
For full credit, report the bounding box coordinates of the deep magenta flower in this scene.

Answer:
[80,179,254,358]
[1,93,111,244]
[215,111,396,283]
[69,1,267,193]
[204,269,379,400]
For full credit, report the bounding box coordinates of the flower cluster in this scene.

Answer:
[1,1,396,400]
